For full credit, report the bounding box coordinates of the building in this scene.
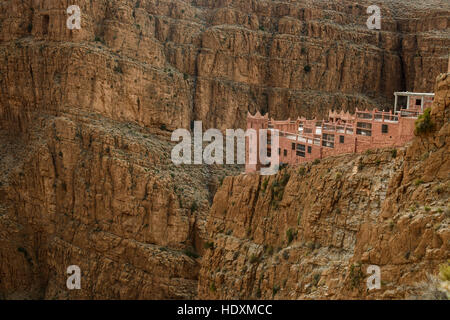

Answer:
[245,91,434,173]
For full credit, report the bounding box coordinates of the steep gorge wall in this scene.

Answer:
[0,0,448,300]
[198,73,449,299]
[0,112,238,299]
[0,0,449,131]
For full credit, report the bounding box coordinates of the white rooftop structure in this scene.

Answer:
[393,91,435,113]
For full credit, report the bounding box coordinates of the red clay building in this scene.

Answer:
[245,92,434,173]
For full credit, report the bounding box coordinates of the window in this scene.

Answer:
[356,128,372,136]
[382,124,388,134]
[278,148,281,155]
[307,146,312,154]
[415,98,421,106]
[339,135,344,143]
[296,144,305,157]
[283,149,287,156]
[291,143,295,150]
[267,149,271,157]
[322,133,335,141]
[322,133,335,148]
[357,122,372,129]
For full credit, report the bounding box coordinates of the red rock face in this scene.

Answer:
[199,74,449,299]
[0,0,449,299]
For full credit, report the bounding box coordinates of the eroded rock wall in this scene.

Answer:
[198,73,449,299]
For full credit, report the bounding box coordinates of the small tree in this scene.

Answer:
[415,107,434,135]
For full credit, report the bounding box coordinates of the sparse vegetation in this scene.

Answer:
[183,248,199,259]
[349,263,364,289]
[415,107,434,135]
[249,254,258,264]
[312,273,321,286]
[297,166,305,176]
[391,149,397,158]
[204,241,214,249]
[304,65,311,73]
[190,200,199,212]
[114,65,123,74]
[286,228,296,244]
[261,178,268,193]
[415,179,424,186]
[272,284,280,296]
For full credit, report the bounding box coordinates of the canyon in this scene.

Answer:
[0,0,449,299]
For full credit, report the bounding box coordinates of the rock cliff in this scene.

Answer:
[1,0,449,130]
[198,73,449,299]
[0,0,449,299]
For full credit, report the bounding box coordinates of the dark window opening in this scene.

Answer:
[296,144,305,151]
[278,148,281,155]
[382,124,389,134]
[415,98,421,106]
[296,151,305,157]
[339,135,344,143]
[283,149,287,156]
[356,128,372,136]
[43,15,49,35]
[357,122,372,129]
[307,146,312,154]
[291,143,295,150]
[322,141,335,148]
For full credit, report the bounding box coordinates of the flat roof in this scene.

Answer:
[394,92,435,96]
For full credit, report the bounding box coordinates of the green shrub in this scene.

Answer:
[204,241,214,249]
[312,159,320,165]
[415,179,424,186]
[114,65,123,74]
[439,261,450,281]
[298,167,305,176]
[249,254,258,264]
[261,178,268,192]
[304,65,311,73]
[272,285,280,296]
[349,264,363,289]
[183,248,199,259]
[391,149,397,158]
[415,107,434,135]
[312,273,321,286]
[190,200,199,212]
[286,228,296,244]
